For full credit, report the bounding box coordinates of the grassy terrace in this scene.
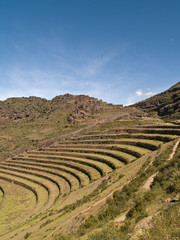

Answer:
[0,170,51,209]
[83,125,180,136]
[0,120,179,240]
[13,156,106,182]
[0,173,46,216]
[132,124,180,129]
[58,138,162,150]
[43,147,135,163]
[5,162,87,189]
[28,150,125,168]
[16,154,111,176]
[0,164,61,200]
[86,124,180,132]
[106,128,180,135]
[1,161,78,193]
[9,157,91,186]
[48,144,150,156]
[74,133,177,142]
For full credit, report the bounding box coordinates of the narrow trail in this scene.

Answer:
[143,140,180,191]
[168,140,179,160]
[143,173,157,191]
[115,213,126,223]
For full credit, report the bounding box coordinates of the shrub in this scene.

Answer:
[77,215,99,236]
[24,232,32,239]
[126,196,148,223]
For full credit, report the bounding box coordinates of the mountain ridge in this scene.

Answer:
[1,81,179,122]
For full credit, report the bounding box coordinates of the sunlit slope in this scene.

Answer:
[0,120,179,240]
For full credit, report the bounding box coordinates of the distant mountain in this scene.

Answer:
[0,94,106,121]
[132,81,180,120]
[0,93,144,125]
[0,94,123,125]
[1,82,179,123]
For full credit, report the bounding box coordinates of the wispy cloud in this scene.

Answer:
[0,51,118,101]
[78,56,112,79]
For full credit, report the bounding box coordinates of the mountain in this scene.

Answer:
[0,94,104,121]
[132,81,180,120]
[0,94,127,123]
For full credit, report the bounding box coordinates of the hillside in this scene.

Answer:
[132,81,180,120]
[0,94,143,161]
[0,117,179,240]
[0,94,109,122]
[0,84,179,240]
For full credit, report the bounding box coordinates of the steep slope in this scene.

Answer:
[132,81,180,120]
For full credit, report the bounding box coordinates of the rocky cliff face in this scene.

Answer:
[0,94,109,123]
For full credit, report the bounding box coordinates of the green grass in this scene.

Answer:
[109,144,151,155]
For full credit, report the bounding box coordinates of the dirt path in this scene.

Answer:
[143,173,157,190]
[168,140,179,160]
[115,213,126,223]
[143,140,180,191]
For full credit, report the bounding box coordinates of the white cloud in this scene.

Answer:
[126,88,156,106]
[136,89,143,96]
[135,89,155,97]
[145,91,154,96]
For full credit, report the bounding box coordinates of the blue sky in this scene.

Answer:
[0,0,180,105]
